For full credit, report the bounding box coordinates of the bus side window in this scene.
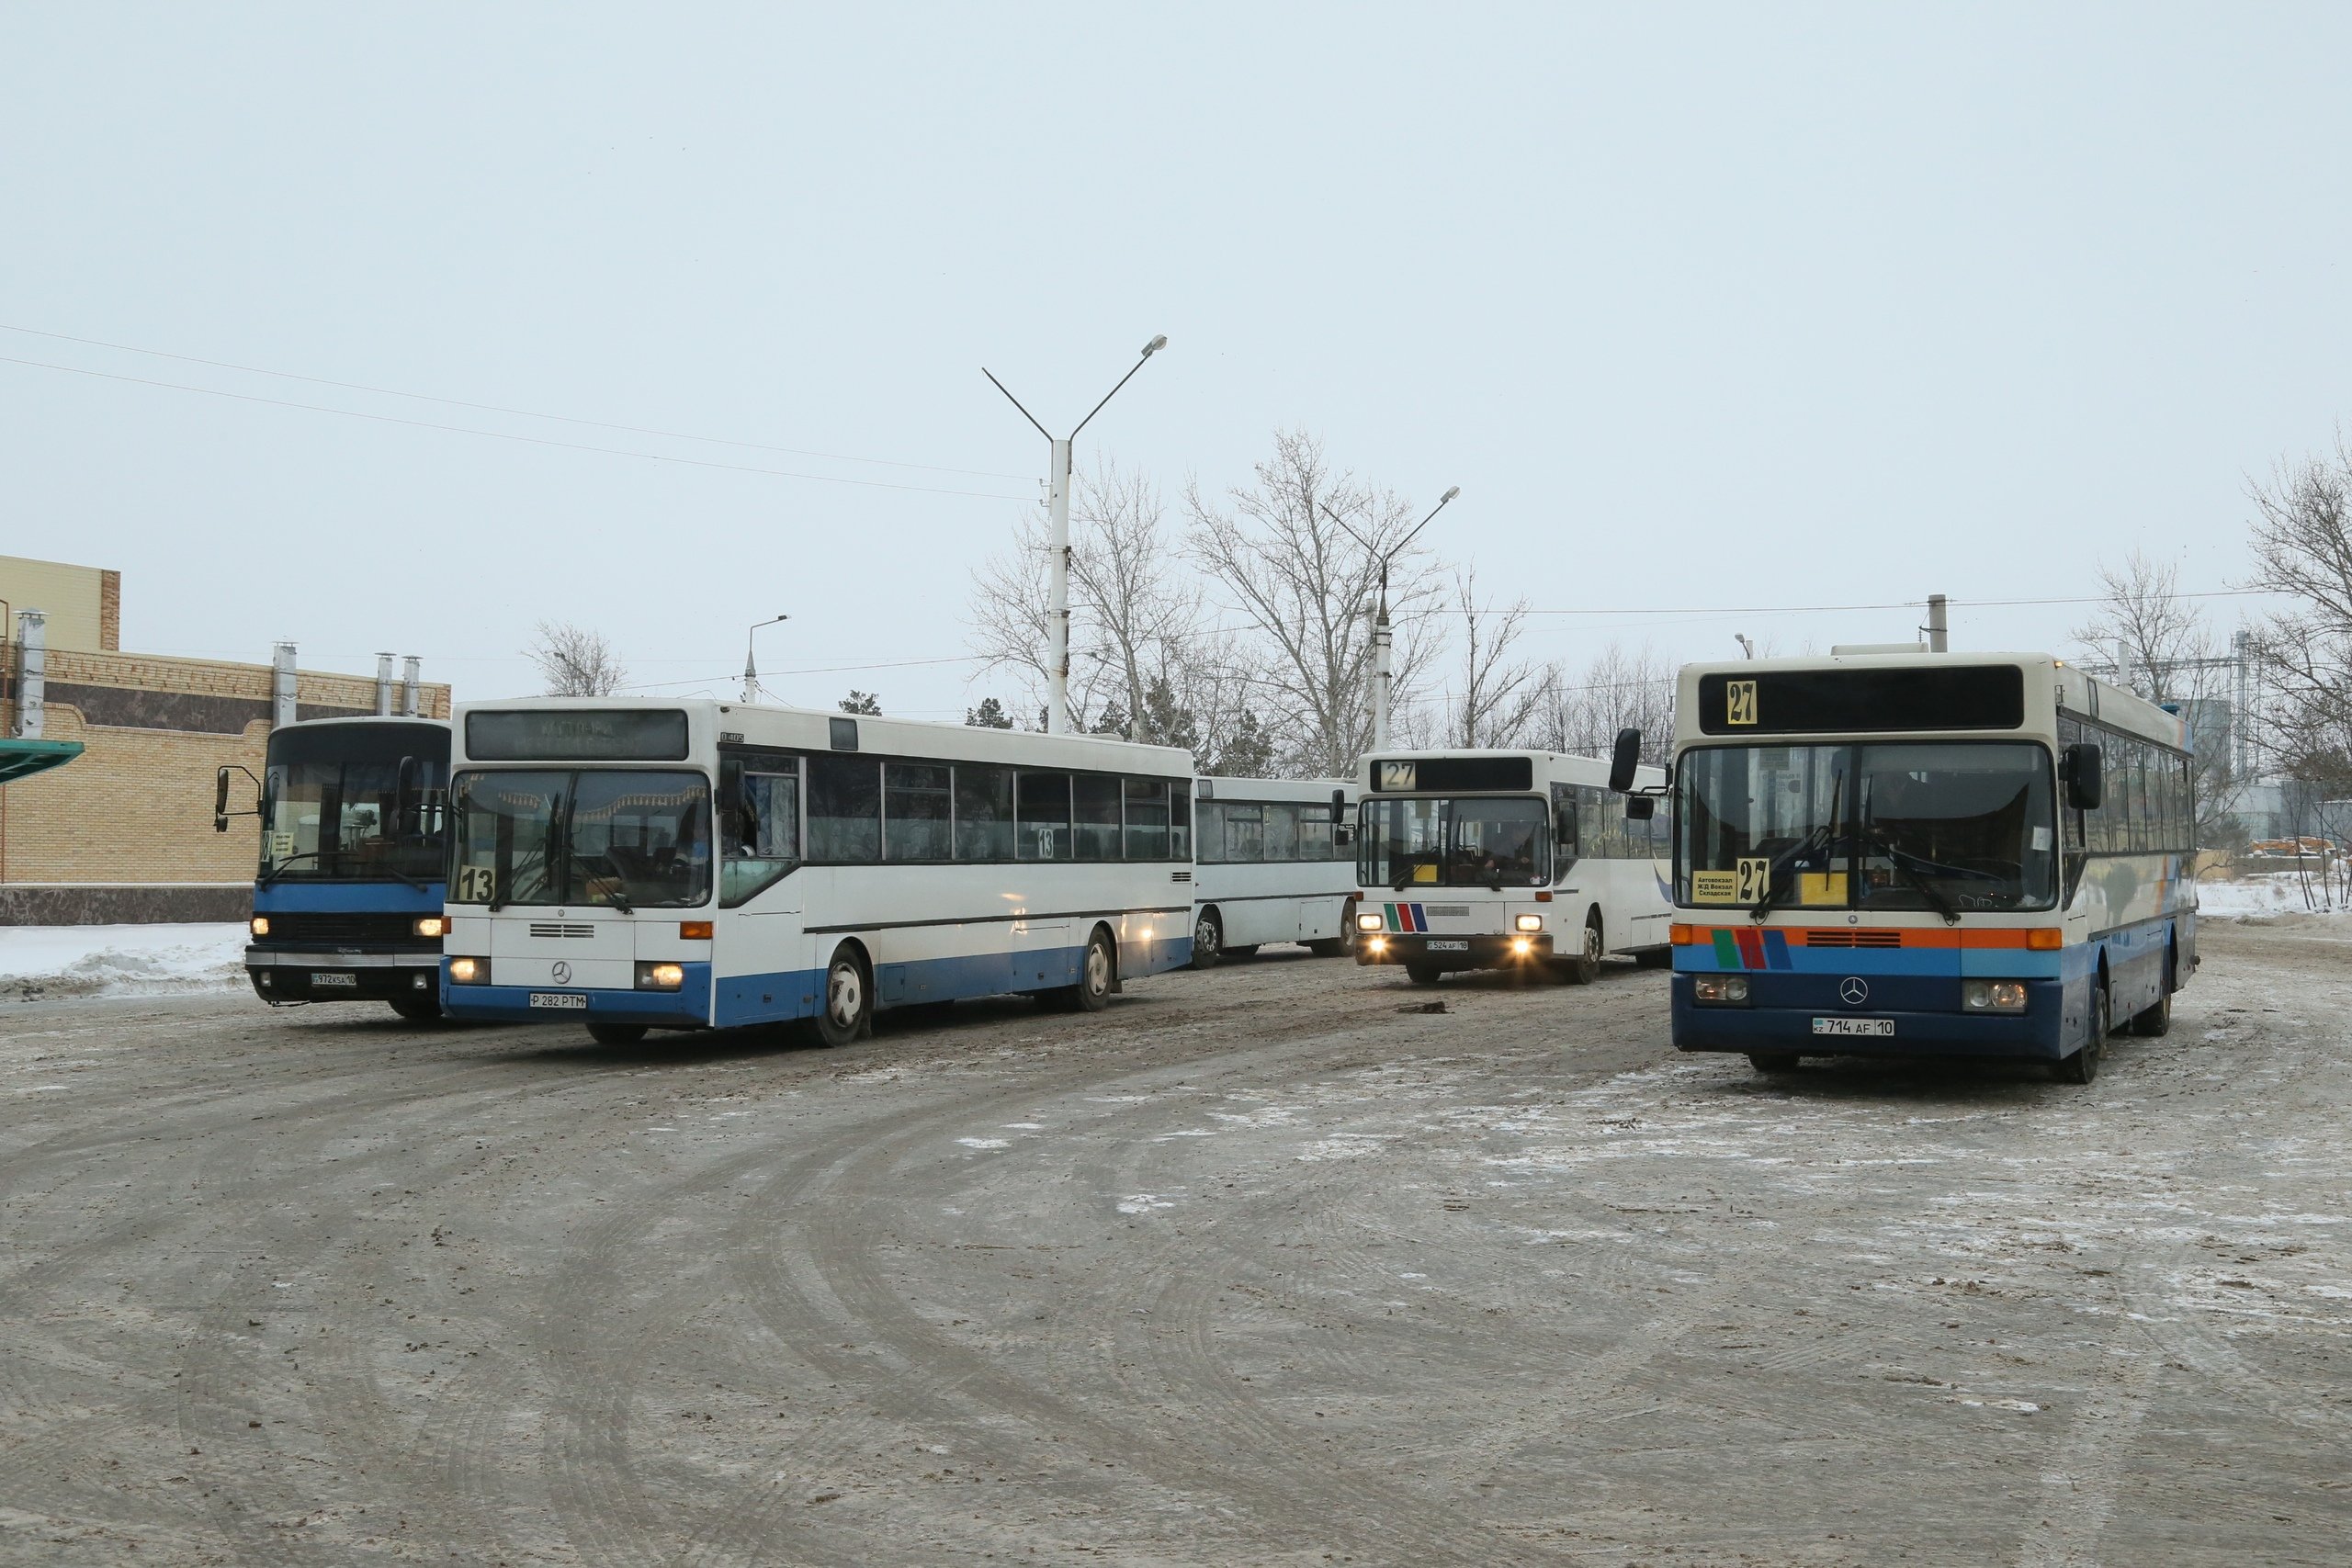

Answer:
[1170,782,1193,861]
[1074,774,1122,861]
[1262,803,1300,862]
[808,754,881,863]
[954,764,1013,862]
[1016,772,1072,861]
[883,762,953,863]
[1124,779,1170,860]
[1223,803,1264,863]
[1298,803,1336,862]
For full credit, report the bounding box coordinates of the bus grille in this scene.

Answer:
[1804,929,1903,948]
[260,912,424,944]
[527,923,597,939]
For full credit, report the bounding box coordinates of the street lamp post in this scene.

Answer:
[985,334,1169,734]
[742,614,789,703]
[1325,485,1459,750]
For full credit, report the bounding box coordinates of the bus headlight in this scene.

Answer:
[249,916,271,938]
[1962,979,2029,1013]
[637,962,685,992]
[1356,911,1385,932]
[449,956,489,985]
[414,916,447,940]
[1693,975,1750,1006]
[1514,914,1543,933]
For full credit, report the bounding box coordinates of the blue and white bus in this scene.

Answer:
[436,698,1198,1044]
[1188,775,1361,966]
[1352,749,1673,984]
[1632,651,2196,1083]
[223,716,451,1019]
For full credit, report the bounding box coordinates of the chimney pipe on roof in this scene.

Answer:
[13,610,47,739]
[401,656,422,717]
[376,653,395,716]
[272,642,298,728]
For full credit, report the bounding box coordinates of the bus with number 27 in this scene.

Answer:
[436,698,1198,1044]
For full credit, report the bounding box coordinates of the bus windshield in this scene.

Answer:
[1678,741,2056,913]
[1358,795,1549,889]
[449,769,711,909]
[260,724,447,884]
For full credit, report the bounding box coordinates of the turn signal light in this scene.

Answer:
[249,915,271,937]
[679,920,714,941]
[2025,929,2064,951]
[414,916,447,940]
[1670,923,1699,945]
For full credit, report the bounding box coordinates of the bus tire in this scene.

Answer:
[1306,901,1359,958]
[1050,926,1116,1013]
[587,1021,648,1046]
[2054,983,2107,1084]
[1189,908,1224,970]
[1563,915,1603,985]
[2131,955,2176,1036]
[1405,962,1442,986]
[389,993,442,1022]
[814,943,871,1047]
[1747,1052,1801,1074]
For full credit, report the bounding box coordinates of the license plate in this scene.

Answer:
[1426,940,1469,953]
[1813,1017,1894,1037]
[309,971,357,988]
[529,992,589,1010]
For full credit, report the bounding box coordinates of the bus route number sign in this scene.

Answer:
[1692,856,1771,905]
[1379,761,1417,791]
[453,865,495,903]
[1725,679,1758,727]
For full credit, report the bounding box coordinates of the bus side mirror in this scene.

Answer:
[214,766,232,832]
[1625,795,1656,821]
[1608,728,1643,794]
[2064,742,2104,812]
[1330,788,1354,847]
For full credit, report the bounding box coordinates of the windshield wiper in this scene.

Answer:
[1860,824,1961,925]
[256,850,323,886]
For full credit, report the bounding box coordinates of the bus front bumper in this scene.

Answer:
[439,961,713,1030]
[1358,932,1555,971]
[246,946,443,1002]
[1670,975,2069,1060]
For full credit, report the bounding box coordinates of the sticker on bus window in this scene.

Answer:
[1725,679,1758,727]
[1735,856,1771,903]
[268,832,295,860]
[1413,863,1438,884]
[2030,826,2052,851]
[1692,870,1740,903]
[453,864,496,902]
[1799,872,1848,906]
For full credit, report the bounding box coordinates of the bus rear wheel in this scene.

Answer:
[587,1021,648,1046]
[2130,980,2173,1037]
[813,944,872,1047]
[1189,908,1224,970]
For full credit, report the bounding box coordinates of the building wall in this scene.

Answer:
[0,554,115,653]
[1,647,451,903]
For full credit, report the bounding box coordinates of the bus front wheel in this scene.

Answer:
[1405,962,1442,986]
[587,1021,648,1046]
[814,945,872,1048]
[2054,985,2107,1084]
[1046,927,1116,1013]
[389,993,442,1022]
[1747,1052,1801,1074]
[1561,916,1603,985]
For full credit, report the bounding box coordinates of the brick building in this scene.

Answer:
[1,553,449,923]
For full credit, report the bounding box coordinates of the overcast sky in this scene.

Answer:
[4,5,2346,720]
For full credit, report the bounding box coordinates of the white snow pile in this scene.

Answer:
[0,923,247,1002]
[2196,874,2351,921]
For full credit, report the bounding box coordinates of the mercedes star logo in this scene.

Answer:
[1839,976,1870,1007]
[552,960,573,986]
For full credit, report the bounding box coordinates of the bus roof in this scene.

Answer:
[1673,651,2188,750]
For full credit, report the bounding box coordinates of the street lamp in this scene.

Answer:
[742,614,789,703]
[984,334,1169,734]
[1324,485,1459,750]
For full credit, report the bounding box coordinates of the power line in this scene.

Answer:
[0,354,1036,502]
[0,321,1035,482]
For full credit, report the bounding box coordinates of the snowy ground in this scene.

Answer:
[0,922,245,1002]
[2197,872,2351,920]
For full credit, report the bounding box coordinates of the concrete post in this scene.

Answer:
[273,642,298,728]
[12,610,46,739]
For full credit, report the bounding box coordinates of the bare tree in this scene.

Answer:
[1185,429,1443,776]
[526,621,629,696]
[2246,438,2352,793]
[1531,643,1677,764]
[1447,569,1544,748]
[2074,550,2243,845]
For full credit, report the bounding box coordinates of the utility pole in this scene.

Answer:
[1926,593,1949,653]
[985,335,1168,734]
[742,615,789,704]
[1325,485,1459,750]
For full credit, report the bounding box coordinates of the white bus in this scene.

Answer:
[437,699,1197,1044]
[1188,776,1361,966]
[1641,651,2197,1083]
[1352,749,1672,984]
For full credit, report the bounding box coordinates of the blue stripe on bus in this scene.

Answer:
[254,881,446,914]
[713,930,1195,1030]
